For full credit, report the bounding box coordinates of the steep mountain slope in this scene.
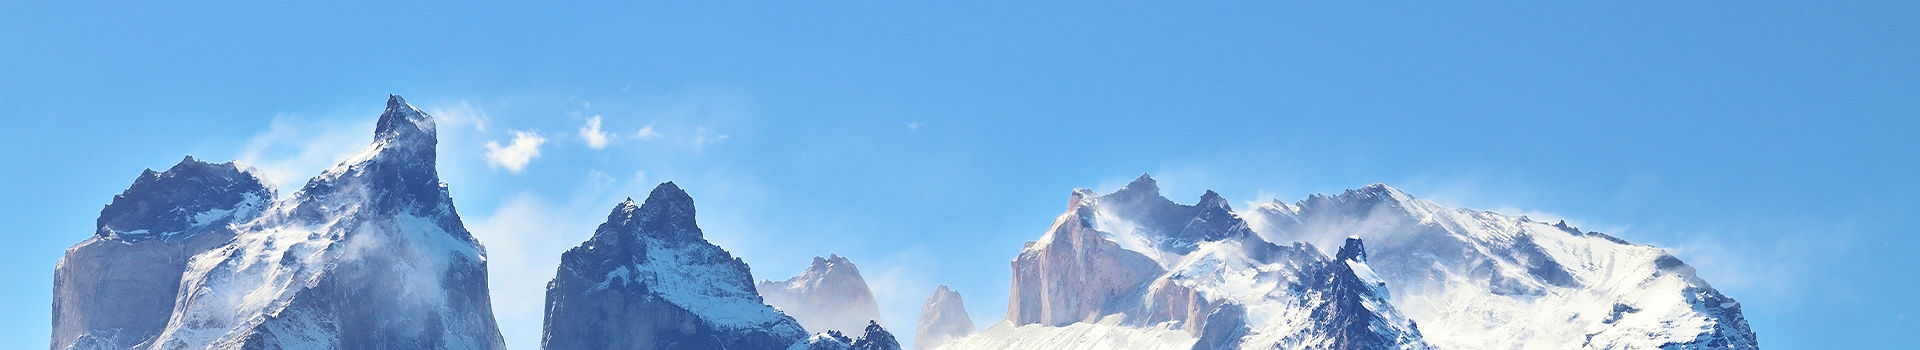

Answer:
[51,158,273,350]
[144,95,506,349]
[759,254,885,335]
[914,285,976,350]
[541,183,807,350]
[982,174,1430,350]
[1246,184,1757,349]
[796,321,904,350]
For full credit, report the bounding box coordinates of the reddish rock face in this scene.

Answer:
[1007,188,1165,327]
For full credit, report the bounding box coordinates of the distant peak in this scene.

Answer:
[811,254,856,271]
[1341,182,1413,203]
[1122,173,1160,194]
[373,94,436,143]
[1336,236,1367,262]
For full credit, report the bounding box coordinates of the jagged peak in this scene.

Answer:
[811,253,853,270]
[1067,188,1097,211]
[1114,173,1161,197]
[644,181,693,209]
[373,94,436,143]
[1336,236,1367,262]
[1197,189,1230,210]
[98,156,273,241]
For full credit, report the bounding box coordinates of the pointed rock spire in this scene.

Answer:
[1197,189,1230,210]
[374,94,436,143]
[1337,236,1367,262]
[635,181,700,241]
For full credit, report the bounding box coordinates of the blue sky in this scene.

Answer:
[2,2,1915,349]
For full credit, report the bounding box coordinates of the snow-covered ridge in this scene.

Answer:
[960,175,1751,349]
[1247,182,1757,349]
[142,95,505,350]
[996,174,1429,350]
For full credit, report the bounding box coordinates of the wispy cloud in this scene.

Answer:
[907,122,921,132]
[234,115,375,194]
[579,115,611,149]
[633,125,661,141]
[484,130,546,173]
[426,100,491,132]
[692,126,730,151]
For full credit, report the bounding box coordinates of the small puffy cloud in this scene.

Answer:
[633,125,661,141]
[484,130,547,173]
[579,115,611,149]
[907,122,921,131]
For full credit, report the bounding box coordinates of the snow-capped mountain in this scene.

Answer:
[52,157,273,350]
[144,95,507,349]
[979,174,1431,350]
[541,183,808,350]
[1245,183,1757,349]
[914,285,975,350]
[759,254,885,335]
[795,321,904,350]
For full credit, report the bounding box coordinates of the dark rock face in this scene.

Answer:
[1295,237,1426,349]
[759,254,885,335]
[143,95,506,350]
[542,183,806,350]
[51,158,272,350]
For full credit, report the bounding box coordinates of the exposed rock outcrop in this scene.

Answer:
[51,158,272,350]
[541,183,806,350]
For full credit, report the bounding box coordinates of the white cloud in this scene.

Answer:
[907,122,921,131]
[579,115,612,149]
[633,125,661,141]
[234,115,376,194]
[484,130,546,173]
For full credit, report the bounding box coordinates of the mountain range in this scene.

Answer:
[51,96,1754,349]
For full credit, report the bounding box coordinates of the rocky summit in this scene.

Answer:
[541,183,806,350]
[52,158,273,350]
[61,95,509,350]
